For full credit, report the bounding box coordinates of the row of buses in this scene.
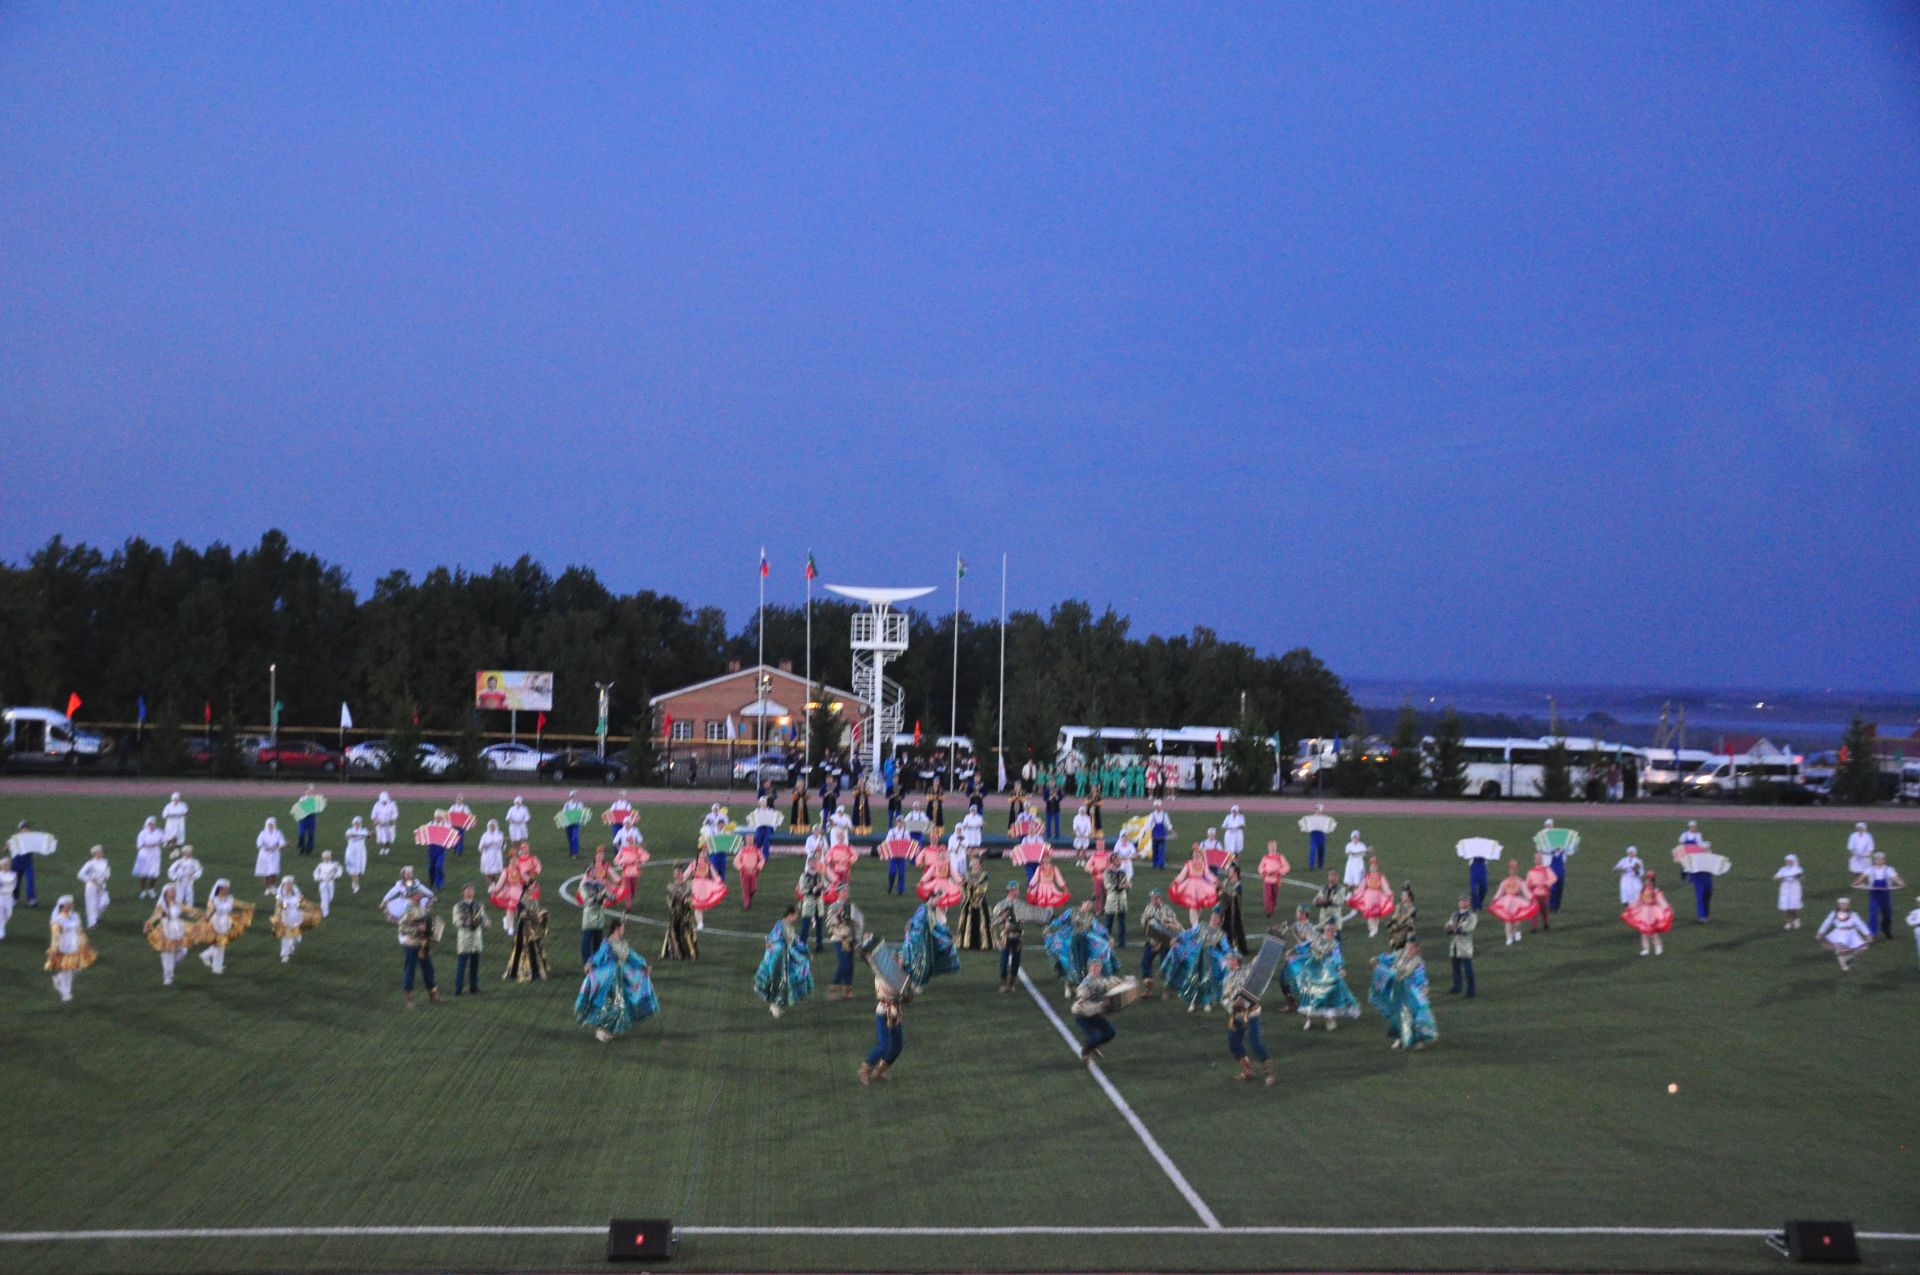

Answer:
[1053,724,1821,799]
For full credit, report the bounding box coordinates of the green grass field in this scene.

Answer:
[3,789,1916,1274]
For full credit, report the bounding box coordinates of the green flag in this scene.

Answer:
[956,555,967,579]
[272,700,284,726]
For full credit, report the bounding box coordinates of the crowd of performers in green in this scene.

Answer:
[10,786,1913,1082]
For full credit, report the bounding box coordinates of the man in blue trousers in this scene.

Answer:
[1468,854,1489,911]
[1147,801,1173,871]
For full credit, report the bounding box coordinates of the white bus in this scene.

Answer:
[1683,753,1803,797]
[1458,736,1638,799]
[1055,725,1237,791]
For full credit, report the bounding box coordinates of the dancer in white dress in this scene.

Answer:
[254,818,286,894]
[371,791,400,855]
[1071,805,1093,852]
[478,819,507,877]
[505,797,531,845]
[167,846,204,908]
[1221,805,1247,858]
[1846,822,1875,875]
[0,860,15,939]
[1815,898,1873,972]
[77,845,111,928]
[1342,832,1370,888]
[1613,846,1645,908]
[1773,854,1805,930]
[46,895,93,1001]
[133,817,165,899]
[144,884,192,984]
[272,877,313,962]
[313,851,343,917]
[196,879,246,974]
[162,791,190,845]
[343,816,369,892]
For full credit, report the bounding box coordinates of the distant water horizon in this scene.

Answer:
[1346,676,1920,749]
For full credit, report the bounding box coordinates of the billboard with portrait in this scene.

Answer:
[474,670,554,712]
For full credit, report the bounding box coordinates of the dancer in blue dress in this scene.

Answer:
[899,902,960,989]
[1368,936,1437,1050]
[1044,901,1117,999]
[575,918,659,1043]
[1161,908,1232,1013]
[1292,920,1360,1030]
[753,906,815,1018]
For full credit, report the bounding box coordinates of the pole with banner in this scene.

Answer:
[996,552,1007,791]
[595,682,614,759]
[804,551,817,776]
[757,549,769,757]
[536,711,547,760]
[268,663,278,773]
[949,555,964,785]
[338,701,352,778]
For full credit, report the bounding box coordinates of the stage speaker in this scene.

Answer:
[607,1218,675,1261]
[1773,1220,1859,1264]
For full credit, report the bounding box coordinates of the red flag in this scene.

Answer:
[65,692,82,719]
[913,719,922,745]
[662,711,674,736]
[537,711,548,733]
[805,552,818,581]
[758,548,770,578]
[203,700,213,724]
[1215,731,1224,755]
[411,704,420,727]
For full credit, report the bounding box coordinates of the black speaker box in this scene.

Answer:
[1781,1219,1859,1264]
[607,1218,675,1261]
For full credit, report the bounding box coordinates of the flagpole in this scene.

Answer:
[948,556,961,786]
[804,550,813,776]
[997,551,1007,791]
[757,547,766,757]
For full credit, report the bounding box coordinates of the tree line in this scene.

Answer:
[0,532,1356,788]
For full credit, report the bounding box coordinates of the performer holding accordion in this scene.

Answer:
[1070,959,1137,1064]
[1223,945,1278,1086]
[396,893,445,1009]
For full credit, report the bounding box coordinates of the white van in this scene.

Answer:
[1641,748,1713,795]
[1,707,110,770]
[1684,754,1802,797]
[1899,761,1920,805]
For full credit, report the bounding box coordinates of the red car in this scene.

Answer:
[254,740,342,773]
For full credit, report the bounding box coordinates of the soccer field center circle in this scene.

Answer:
[4,781,1918,1274]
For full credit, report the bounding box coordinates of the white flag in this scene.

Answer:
[725,714,737,741]
[997,755,1008,792]
[339,701,353,730]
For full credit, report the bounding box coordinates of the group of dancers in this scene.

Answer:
[12,793,1916,1073]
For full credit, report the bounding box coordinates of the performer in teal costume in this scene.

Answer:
[1292,920,1360,1029]
[1044,901,1117,995]
[575,918,659,1042]
[1368,936,1437,1050]
[753,906,815,1017]
[1160,908,1232,1011]
[899,902,960,988]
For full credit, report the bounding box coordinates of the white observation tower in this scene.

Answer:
[823,584,935,778]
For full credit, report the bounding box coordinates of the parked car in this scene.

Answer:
[539,748,625,783]
[254,740,343,773]
[480,741,549,774]
[345,739,455,776]
[732,751,794,783]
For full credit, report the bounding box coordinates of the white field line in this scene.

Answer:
[4,1225,1918,1242]
[1015,967,1223,1229]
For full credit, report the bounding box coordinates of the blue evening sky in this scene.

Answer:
[3,4,1917,689]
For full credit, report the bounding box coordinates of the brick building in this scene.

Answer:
[649,663,857,779]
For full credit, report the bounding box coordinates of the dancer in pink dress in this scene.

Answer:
[1347,857,1396,938]
[681,855,728,930]
[1621,872,1674,956]
[1523,854,1556,933]
[1026,847,1071,909]
[1168,848,1219,926]
[916,856,964,909]
[1486,861,1539,946]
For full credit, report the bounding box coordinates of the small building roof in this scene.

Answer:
[649,663,860,709]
